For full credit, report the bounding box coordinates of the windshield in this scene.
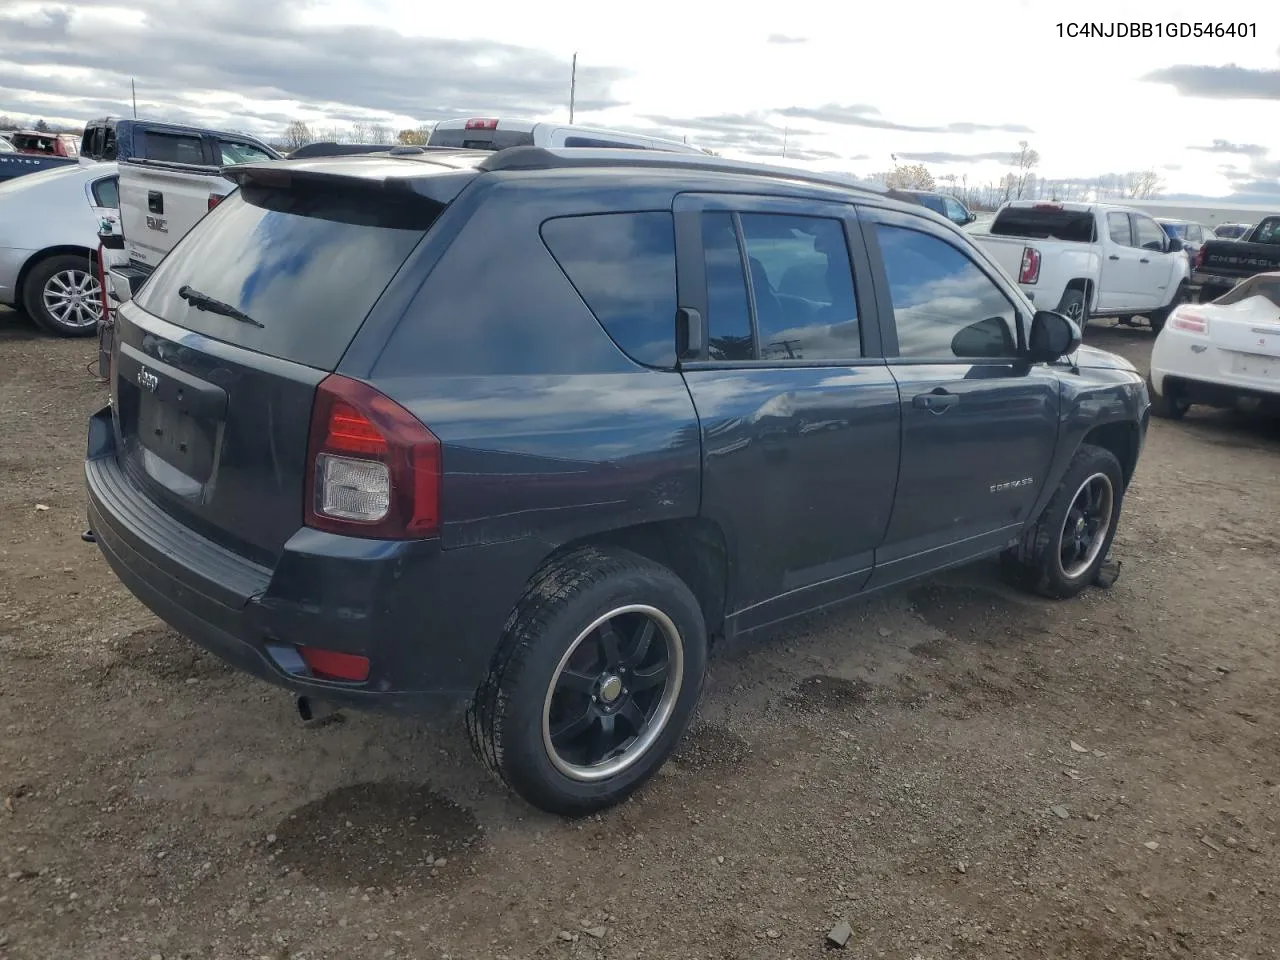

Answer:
[132,180,444,369]
[990,207,1096,243]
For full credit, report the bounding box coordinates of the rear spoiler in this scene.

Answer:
[226,159,479,206]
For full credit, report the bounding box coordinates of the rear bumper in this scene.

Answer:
[85,405,544,714]
[1150,335,1280,407]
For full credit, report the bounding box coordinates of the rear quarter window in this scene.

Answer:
[540,211,678,367]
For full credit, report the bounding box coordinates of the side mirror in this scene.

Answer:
[1166,237,1183,253]
[1028,310,1081,363]
[964,212,977,225]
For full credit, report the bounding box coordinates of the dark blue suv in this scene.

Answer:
[85,147,1149,814]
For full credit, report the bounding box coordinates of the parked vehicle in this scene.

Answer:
[288,141,394,158]
[0,163,119,336]
[110,121,281,295]
[1156,218,1210,261]
[972,200,1191,332]
[85,147,1149,815]
[1193,216,1280,301]
[0,130,81,182]
[1148,272,1280,419]
[1213,222,1252,240]
[897,190,978,227]
[427,117,707,154]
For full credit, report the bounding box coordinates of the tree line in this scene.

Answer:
[867,141,1165,209]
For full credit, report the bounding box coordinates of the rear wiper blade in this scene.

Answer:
[178,285,264,328]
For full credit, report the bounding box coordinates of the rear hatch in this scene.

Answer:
[110,159,475,564]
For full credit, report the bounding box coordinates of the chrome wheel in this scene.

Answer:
[1058,472,1115,578]
[42,267,101,330]
[541,604,683,782]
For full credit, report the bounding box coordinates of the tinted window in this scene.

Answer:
[1159,221,1186,238]
[541,212,678,367]
[100,127,118,161]
[133,182,440,370]
[218,140,275,165]
[874,224,1018,360]
[564,135,637,148]
[1253,218,1280,244]
[944,197,967,222]
[427,127,535,151]
[917,194,946,215]
[991,207,1095,243]
[145,132,204,164]
[1107,212,1133,246]
[701,212,754,361]
[91,177,119,209]
[739,213,860,361]
[1134,216,1165,251]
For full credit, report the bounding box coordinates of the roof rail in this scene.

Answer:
[477,146,913,203]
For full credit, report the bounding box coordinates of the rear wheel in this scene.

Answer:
[1147,373,1189,420]
[22,253,101,338]
[1057,286,1089,329]
[1006,444,1124,600]
[467,546,708,816]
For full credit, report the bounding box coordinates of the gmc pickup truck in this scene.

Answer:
[1194,215,1280,300]
[973,201,1191,332]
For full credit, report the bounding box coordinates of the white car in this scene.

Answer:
[0,162,119,336]
[1148,272,1280,419]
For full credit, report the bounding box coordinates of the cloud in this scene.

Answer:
[892,150,1017,165]
[1143,64,1280,100]
[1188,139,1268,157]
[636,112,865,160]
[778,102,1032,134]
[767,33,807,44]
[0,0,625,138]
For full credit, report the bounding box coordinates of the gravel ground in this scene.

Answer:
[1,307,1278,960]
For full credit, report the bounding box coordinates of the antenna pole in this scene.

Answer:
[131,78,137,118]
[569,53,577,124]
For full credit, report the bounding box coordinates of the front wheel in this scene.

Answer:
[22,253,101,338]
[467,546,708,816]
[1006,444,1124,600]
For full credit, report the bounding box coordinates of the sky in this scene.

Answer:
[2,0,1278,202]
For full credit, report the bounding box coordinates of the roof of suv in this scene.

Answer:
[228,146,929,215]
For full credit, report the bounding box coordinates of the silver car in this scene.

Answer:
[0,162,119,337]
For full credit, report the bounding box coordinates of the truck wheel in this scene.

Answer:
[1148,281,1189,334]
[1007,444,1124,600]
[1057,287,1089,328]
[22,253,101,338]
[1147,374,1189,420]
[467,546,708,816]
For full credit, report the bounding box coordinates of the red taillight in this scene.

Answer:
[208,193,223,212]
[303,374,441,539]
[1170,309,1208,334]
[1193,246,1206,269]
[1018,246,1041,284]
[297,646,370,682]
[1032,203,1063,210]
[464,118,499,131]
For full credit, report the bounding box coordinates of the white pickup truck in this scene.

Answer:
[106,125,279,306]
[972,200,1192,332]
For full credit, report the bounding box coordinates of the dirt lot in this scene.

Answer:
[2,307,1278,960]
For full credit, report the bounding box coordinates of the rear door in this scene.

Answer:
[1098,211,1146,312]
[674,193,900,632]
[860,206,1061,590]
[1132,212,1180,307]
[110,173,448,564]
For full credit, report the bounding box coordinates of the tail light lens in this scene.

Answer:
[1193,246,1206,269]
[304,375,441,539]
[208,193,224,212]
[465,118,499,131]
[1018,246,1041,284]
[297,646,370,682]
[1170,309,1208,334]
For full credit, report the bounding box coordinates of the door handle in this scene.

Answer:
[912,391,959,414]
[147,190,163,215]
[1108,255,1120,261]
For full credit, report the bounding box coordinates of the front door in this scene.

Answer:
[674,193,900,632]
[858,207,1062,589]
[1098,211,1148,313]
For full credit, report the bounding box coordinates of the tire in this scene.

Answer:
[22,253,101,338]
[1007,444,1125,600]
[467,546,708,816]
[1147,373,1189,420]
[1056,286,1089,329]
[1147,281,1189,334]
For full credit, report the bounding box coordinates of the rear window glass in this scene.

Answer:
[427,127,535,151]
[541,212,678,367]
[990,207,1096,243]
[145,132,204,164]
[132,182,439,370]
